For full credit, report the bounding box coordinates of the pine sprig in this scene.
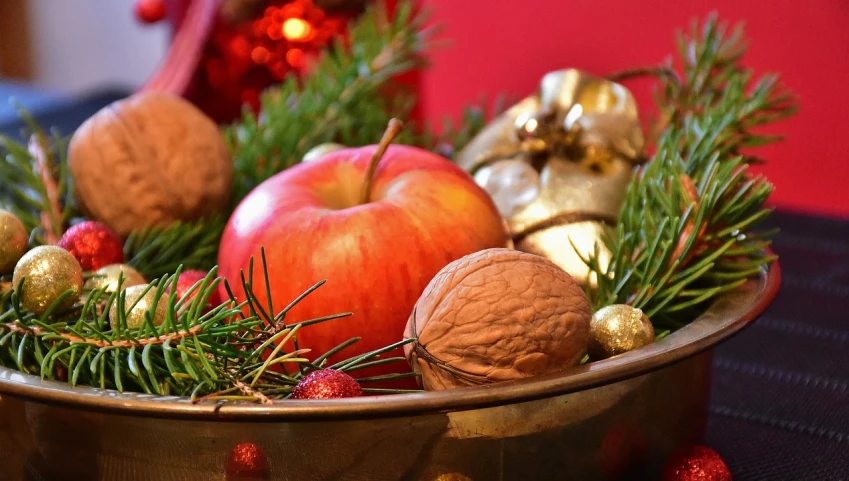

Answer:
[0,110,78,245]
[124,217,226,280]
[0,256,416,400]
[586,16,797,328]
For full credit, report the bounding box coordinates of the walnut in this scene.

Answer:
[403,248,591,391]
[68,92,232,237]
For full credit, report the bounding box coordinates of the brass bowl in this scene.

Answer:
[0,263,780,481]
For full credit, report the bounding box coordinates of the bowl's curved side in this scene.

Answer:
[0,259,781,421]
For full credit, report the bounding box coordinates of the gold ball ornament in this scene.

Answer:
[109,284,168,329]
[84,264,147,293]
[68,92,233,237]
[12,246,84,315]
[302,142,346,162]
[588,304,655,360]
[0,209,28,273]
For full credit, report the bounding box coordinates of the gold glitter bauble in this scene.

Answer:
[109,284,167,329]
[84,264,147,293]
[303,142,346,162]
[588,304,655,360]
[12,246,84,315]
[0,209,29,274]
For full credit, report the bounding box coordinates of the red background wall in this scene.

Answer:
[418,0,849,217]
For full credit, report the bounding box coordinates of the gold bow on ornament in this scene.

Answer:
[456,69,646,287]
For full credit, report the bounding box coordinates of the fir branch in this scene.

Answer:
[0,108,78,245]
[587,16,797,329]
[124,217,226,280]
[0,255,417,400]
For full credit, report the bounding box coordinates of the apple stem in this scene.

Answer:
[359,118,404,205]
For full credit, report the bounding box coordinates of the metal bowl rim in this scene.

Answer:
[0,259,781,421]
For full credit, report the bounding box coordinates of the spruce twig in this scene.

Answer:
[0,108,76,245]
[585,16,797,328]
[0,256,416,400]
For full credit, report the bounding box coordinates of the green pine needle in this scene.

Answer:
[586,14,797,329]
[0,255,416,400]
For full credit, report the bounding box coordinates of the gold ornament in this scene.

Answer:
[109,284,168,329]
[456,69,645,287]
[588,304,655,360]
[303,142,346,162]
[84,264,147,293]
[0,209,28,274]
[12,246,84,315]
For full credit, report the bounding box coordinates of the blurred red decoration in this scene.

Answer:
[143,0,354,123]
[599,423,647,480]
[58,221,125,271]
[660,445,732,481]
[174,269,221,312]
[292,369,363,399]
[140,0,420,125]
[196,0,351,121]
[226,442,270,480]
[134,0,168,24]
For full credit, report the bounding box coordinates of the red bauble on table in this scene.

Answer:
[292,369,362,399]
[226,442,270,480]
[58,221,125,271]
[217,143,508,382]
[661,445,733,481]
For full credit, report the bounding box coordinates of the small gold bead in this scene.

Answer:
[588,304,655,360]
[109,284,168,330]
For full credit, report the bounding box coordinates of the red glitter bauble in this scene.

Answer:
[58,221,125,271]
[661,445,732,481]
[292,369,362,399]
[226,443,270,480]
[175,269,221,311]
[134,0,167,24]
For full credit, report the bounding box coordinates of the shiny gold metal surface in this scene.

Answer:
[0,262,780,481]
[456,69,644,286]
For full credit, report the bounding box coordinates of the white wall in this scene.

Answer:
[28,0,169,95]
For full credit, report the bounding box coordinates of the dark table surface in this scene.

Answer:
[1,83,848,481]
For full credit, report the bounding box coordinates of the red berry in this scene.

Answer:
[661,445,732,481]
[58,221,124,271]
[226,443,269,480]
[175,270,221,312]
[134,0,167,24]
[292,369,362,400]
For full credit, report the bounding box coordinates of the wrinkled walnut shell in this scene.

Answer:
[68,92,232,236]
[404,248,591,391]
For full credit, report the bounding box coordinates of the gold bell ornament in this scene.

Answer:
[456,69,645,286]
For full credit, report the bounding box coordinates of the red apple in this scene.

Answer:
[218,143,508,382]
